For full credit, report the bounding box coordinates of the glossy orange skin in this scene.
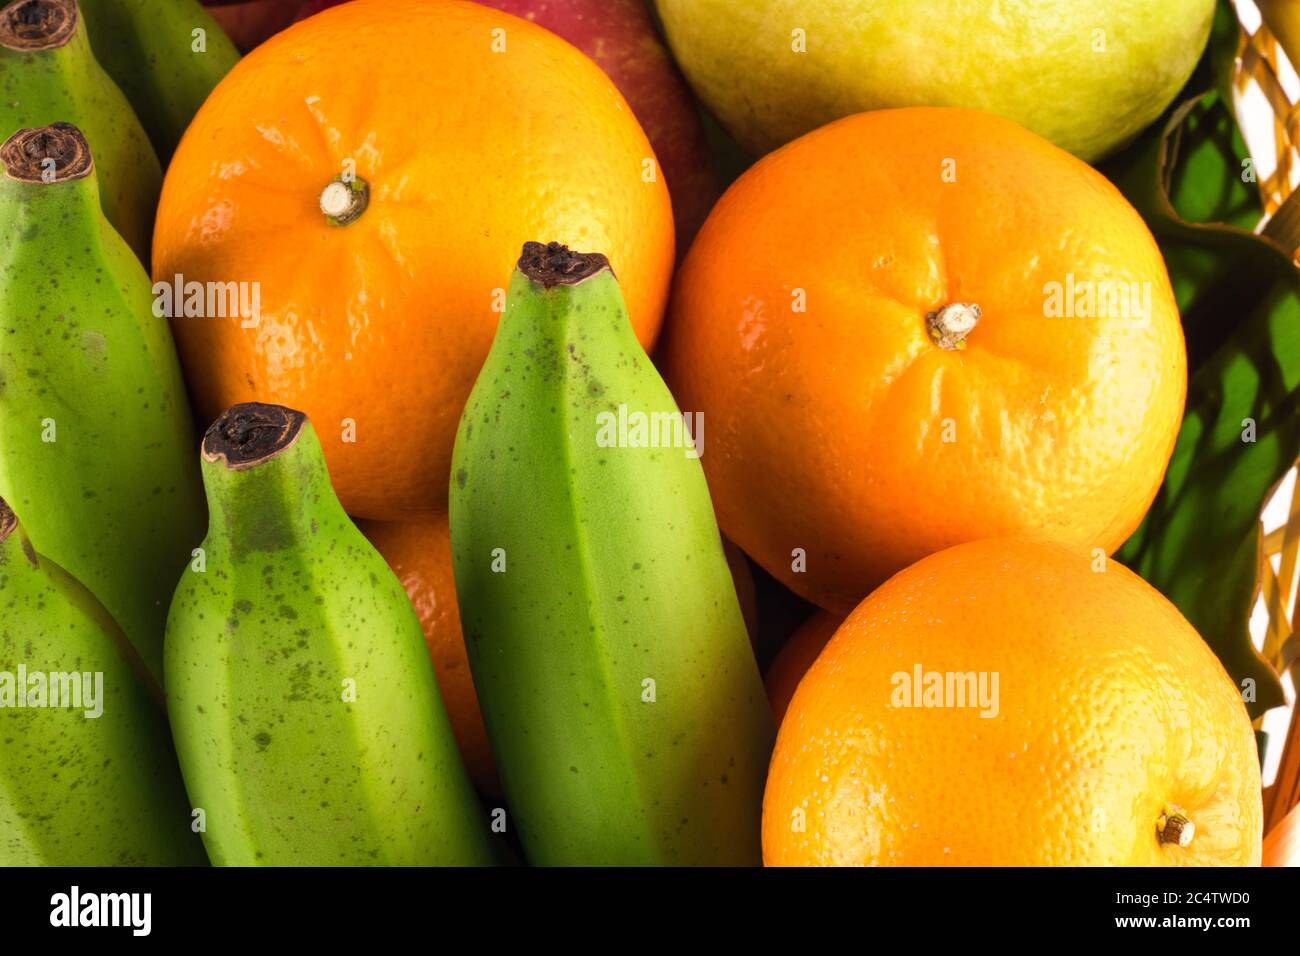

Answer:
[155,0,674,520]
[764,610,841,725]
[357,514,498,795]
[762,538,1262,867]
[662,108,1186,614]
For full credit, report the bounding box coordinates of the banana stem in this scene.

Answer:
[199,403,336,558]
[0,122,93,183]
[0,0,76,52]
[203,402,306,470]
[518,240,612,287]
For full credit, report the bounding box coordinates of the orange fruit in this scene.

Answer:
[357,514,498,795]
[154,0,674,521]
[764,611,841,725]
[762,538,1262,866]
[662,107,1186,614]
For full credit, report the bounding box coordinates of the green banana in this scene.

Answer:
[0,0,161,264]
[77,0,238,162]
[0,496,207,865]
[0,122,204,684]
[165,402,496,866]
[450,241,775,865]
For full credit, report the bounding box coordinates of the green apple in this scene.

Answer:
[655,0,1215,162]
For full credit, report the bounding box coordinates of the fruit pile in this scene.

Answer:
[0,0,1290,867]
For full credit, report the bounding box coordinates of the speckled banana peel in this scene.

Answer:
[165,403,496,866]
[450,241,775,865]
[76,0,239,162]
[0,0,161,262]
[0,496,206,866]
[0,121,203,684]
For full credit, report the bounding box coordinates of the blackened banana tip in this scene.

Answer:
[0,122,93,183]
[203,402,308,470]
[518,241,612,287]
[0,0,77,52]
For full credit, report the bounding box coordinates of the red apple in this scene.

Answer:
[294,0,342,16]
[202,0,304,52]
[295,0,721,256]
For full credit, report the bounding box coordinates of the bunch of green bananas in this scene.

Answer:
[0,494,204,865]
[0,1,775,862]
[157,242,776,866]
[0,120,201,684]
[0,0,238,260]
[0,0,239,866]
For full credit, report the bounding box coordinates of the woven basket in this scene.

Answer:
[1231,0,1300,865]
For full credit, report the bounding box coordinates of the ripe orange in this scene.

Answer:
[662,107,1186,614]
[356,514,498,795]
[154,0,674,520]
[762,538,1262,866]
[764,611,841,725]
